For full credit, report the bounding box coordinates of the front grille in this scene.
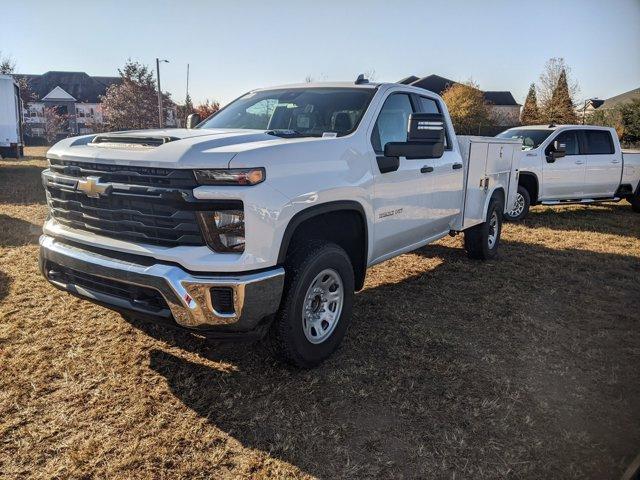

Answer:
[45,261,169,313]
[45,160,206,247]
[49,159,196,188]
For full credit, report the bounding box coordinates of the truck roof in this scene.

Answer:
[507,124,616,131]
[253,81,383,91]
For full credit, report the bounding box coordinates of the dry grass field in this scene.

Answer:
[1,147,639,479]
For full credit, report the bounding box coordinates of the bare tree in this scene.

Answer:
[538,58,579,114]
[42,108,66,144]
[363,68,377,82]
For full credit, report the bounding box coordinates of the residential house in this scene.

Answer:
[399,74,521,128]
[579,87,640,120]
[19,71,177,140]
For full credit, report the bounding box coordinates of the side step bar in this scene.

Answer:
[541,197,621,206]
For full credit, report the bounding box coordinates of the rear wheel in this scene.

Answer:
[270,241,354,368]
[464,196,503,260]
[504,185,530,221]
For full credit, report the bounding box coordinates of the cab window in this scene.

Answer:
[584,130,614,154]
[546,130,580,156]
[371,93,414,154]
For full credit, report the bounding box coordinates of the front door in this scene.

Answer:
[369,92,433,260]
[541,130,586,200]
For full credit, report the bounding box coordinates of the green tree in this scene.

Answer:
[177,93,194,127]
[101,59,171,131]
[545,69,578,124]
[619,99,640,144]
[520,84,540,125]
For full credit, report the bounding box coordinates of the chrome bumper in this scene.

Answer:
[39,235,285,332]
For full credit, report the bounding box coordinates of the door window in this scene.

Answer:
[584,130,614,154]
[546,130,580,156]
[371,94,414,154]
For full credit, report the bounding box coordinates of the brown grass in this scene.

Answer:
[1,147,639,478]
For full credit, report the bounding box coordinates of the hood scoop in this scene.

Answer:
[90,134,179,149]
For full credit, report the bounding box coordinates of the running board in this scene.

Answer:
[541,197,620,206]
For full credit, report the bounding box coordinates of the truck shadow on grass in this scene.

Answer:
[130,239,640,479]
[520,202,640,237]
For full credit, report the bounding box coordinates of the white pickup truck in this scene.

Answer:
[497,125,640,219]
[40,79,521,367]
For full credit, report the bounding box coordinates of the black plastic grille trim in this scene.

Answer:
[45,261,169,313]
[210,287,235,314]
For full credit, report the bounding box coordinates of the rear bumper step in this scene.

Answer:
[39,235,284,332]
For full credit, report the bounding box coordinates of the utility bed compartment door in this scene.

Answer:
[462,142,490,229]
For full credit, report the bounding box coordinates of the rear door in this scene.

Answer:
[369,92,433,259]
[541,129,585,199]
[414,94,463,234]
[582,129,621,197]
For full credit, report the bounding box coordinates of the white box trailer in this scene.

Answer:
[0,74,24,159]
[455,136,522,230]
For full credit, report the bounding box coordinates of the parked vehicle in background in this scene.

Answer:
[0,75,24,159]
[497,125,640,219]
[39,78,521,368]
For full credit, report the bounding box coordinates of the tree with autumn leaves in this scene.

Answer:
[441,81,491,134]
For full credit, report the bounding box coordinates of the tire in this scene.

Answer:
[504,185,530,221]
[630,194,640,213]
[270,241,354,368]
[464,196,503,260]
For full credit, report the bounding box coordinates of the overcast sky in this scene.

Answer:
[2,0,639,106]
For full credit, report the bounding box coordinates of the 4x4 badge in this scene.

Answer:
[76,176,112,198]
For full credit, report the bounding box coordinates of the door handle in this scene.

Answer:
[611,160,620,164]
[452,163,463,170]
[574,160,584,165]
[420,166,434,173]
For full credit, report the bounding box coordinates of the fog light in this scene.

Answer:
[197,210,245,253]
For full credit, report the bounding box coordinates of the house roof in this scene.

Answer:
[17,71,122,103]
[601,87,640,109]
[405,74,520,106]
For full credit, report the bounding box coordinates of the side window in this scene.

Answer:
[418,97,439,114]
[417,95,450,150]
[546,130,579,156]
[371,93,414,154]
[584,130,614,154]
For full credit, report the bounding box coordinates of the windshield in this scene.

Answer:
[198,88,375,137]
[496,129,554,150]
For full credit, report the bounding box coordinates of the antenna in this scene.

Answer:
[355,74,369,85]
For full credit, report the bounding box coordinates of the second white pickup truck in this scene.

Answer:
[497,125,640,219]
[40,78,521,367]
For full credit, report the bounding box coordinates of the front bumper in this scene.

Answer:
[39,235,285,334]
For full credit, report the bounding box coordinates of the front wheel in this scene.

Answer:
[270,242,354,368]
[504,185,530,221]
[464,197,503,260]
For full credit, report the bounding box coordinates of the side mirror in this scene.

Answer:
[384,113,445,159]
[546,140,566,163]
[186,113,201,129]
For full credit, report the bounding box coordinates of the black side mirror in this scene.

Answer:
[186,113,201,129]
[383,113,445,159]
[546,140,566,163]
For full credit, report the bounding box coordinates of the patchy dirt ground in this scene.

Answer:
[1,149,639,479]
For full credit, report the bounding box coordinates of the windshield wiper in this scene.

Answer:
[266,129,313,138]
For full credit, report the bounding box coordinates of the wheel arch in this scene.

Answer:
[277,201,369,291]
[518,171,539,204]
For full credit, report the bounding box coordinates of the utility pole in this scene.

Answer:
[156,58,169,128]
[186,63,190,102]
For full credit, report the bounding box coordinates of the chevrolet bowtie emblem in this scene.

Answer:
[76,176,112,198]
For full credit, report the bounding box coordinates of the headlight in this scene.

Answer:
[196,210,245,253]
[194,168,265,186]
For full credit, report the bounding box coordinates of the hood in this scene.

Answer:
[46,128,320,169]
